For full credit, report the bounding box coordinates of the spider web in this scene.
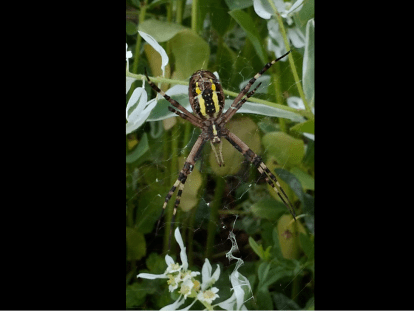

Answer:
[127,7,313,310]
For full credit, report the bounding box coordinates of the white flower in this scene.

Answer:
[179,278,195,299]
[197,287,219,304]
[253,0,305,60]
[253,0,304,23]
[267,18,305,60]
[126,87,157,134]
[200,258,220,291]
[138,228,228,311]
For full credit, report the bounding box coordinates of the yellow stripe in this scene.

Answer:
[209,79,216,91]
[212,91,219,117]
[209,79,220,117]
[212,124,218,136]
[198,94,207,117]
[195,82,202,95]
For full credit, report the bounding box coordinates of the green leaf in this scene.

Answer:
[170,29,210,79]
[302,140,314,169]
[126,133,149,164]
[290,167,314,191]
[126,20,137,36]
[251,197,286,221]
[260,266,293,289]
[209,0,232,36]
[126,283,147,308]
[303,19,314,106]
[147,91,190,121]
[299,232,314,261]
[224,0,253,10]
[225,100,305,122]
[257,261,271,286]
[290,119,314,135]
[277,168,314,218]
[262,132,305,168]
[138,19,186,42]
[249,236,264,259]
[229,9,268,65]
[146,252,167,274]
[256,288,274,310]
[126,227,146,261]
[272,227,285,261]
[275,168,304,202]
[272,292,300,310]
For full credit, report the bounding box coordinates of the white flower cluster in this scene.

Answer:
[137,227,249,310]
[253,0,305,60]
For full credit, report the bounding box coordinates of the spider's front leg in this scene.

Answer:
[224,131,296,220]
[157,135,206,249]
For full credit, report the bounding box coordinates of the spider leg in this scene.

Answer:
[167,106,202,128]
[220,50,291,123]
[144,69,201,126]
[156,134,206,249]
[224,131,296,220]
[218,82,262,124]
[210,140,225,167]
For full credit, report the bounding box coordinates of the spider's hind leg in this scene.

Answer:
[156,170,189,249]
[224,131,296,220]
[252,155,296,220]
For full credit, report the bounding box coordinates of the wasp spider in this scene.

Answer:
[145,51,296,245]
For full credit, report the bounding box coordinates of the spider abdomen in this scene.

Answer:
[189,70,225,120]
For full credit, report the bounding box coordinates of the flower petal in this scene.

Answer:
[126,76,136,94]
[211,264,221,283]
[137,272,168,279]
[286,0,304,15]
[288,27,305,48]
[160,294,185,311]
[253,0,272,19]
[201,258,212,288]
[174,227,188,270]
[126,88,147,120]
[165,254,175,266]
[138,31,169,77]
[287,96,304,109]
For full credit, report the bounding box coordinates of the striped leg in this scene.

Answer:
[144,69,202,127]
[167,106,202,128]
[218,82,262,125]
[224,131,296,220]
[156,135,207,249]
[220,50,291,123]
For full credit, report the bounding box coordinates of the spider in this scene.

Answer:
[144,50,296,244]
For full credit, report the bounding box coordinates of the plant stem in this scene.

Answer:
[126,72,313,119]
[187,207,197,266]
[205,177,225,259]
[191,0,198,32]
[218,209,248,215]
[272,61,287,132]
[127,0,148,101]
[266,0,311,114]
[163,126,179,253]
[176,0,184,24]
[132,1,148,75]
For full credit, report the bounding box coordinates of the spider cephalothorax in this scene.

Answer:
[144,50,295,247]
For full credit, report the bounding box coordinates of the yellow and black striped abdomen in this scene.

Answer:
[189,70,225,120]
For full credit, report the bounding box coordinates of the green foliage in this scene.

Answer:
[126,0,314,309]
